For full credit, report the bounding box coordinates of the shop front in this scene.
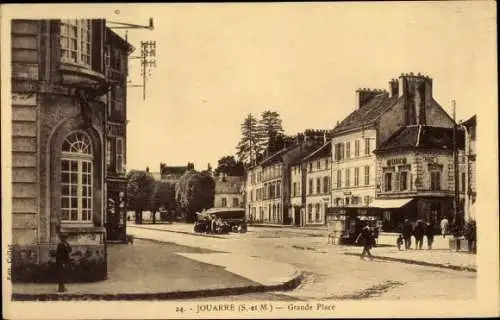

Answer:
[371,196,455,233]
[326,207,381,244]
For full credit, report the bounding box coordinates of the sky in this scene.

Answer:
[10,2,496,173]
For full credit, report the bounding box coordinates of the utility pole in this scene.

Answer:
[452,99,460,226]
[107,18,156,100]
[128,41,156,100]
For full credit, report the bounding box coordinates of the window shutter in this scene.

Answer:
[91,19,104,73]
[116,137,123,173]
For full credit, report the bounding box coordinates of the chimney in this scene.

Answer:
[389,79,399,97]
[356,88,385,109]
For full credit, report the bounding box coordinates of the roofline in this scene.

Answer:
[302,141,332,162]
[331,122,377,138]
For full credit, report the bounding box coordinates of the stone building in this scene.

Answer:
[460,115,477,221]
[372,125,466,232]
[213,174,244,209]
[245,134,323,225]
[11,19,131,281]
[330,73,456,219]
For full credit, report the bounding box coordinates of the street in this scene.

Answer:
[127,223,476,301]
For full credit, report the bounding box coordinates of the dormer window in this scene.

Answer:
[60,19,92,67]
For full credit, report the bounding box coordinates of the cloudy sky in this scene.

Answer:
[5,2,497,173]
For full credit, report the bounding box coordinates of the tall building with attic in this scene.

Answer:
[10,19,132,282]
[330,73,457,224]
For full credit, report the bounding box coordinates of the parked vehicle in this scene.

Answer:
[194,208,247,234]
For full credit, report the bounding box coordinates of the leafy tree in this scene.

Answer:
[236,113,263,166]
[175,171,215,222]
[152,180,175,223]
[214,155,245,177]
[258,110,284,155]
[127,170,156,224]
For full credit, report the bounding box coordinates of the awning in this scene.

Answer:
[370,198,414,209]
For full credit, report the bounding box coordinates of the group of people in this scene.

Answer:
[195,214,225,234]
[397,219,436,250]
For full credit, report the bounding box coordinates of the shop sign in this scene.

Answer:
[343,192,352,196]
[387,158,407,166]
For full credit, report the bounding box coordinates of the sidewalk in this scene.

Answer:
[336,245,477,272]
[11,238,302,300]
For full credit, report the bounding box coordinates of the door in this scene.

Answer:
[294,207,301,226]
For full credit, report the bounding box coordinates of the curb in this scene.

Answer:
[249,224,327,231]
[343,252,477,272]
[129,225,227,239]
[12,272,304,301]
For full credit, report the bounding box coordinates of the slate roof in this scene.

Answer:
[375,125,465,153]
[332,94,400,135]
[302,141,332,162]
[260,148,288,167]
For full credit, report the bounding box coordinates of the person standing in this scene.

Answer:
[413,220,425,250]
[355,226,375,260]
[402,219,413,250]
[56,233,71,293]
[440,217,449,238]
[425,222,435,250]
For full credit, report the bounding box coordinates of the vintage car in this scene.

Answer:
[194,208,247,234]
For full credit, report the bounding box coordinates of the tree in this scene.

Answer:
[175,171,215,222]
[152,180,175,223]
[258,110,284,156]
[236,113,263,166]
[214,155,245,177]
[127,170,156,224]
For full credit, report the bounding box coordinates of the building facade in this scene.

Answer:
[373,125,466,231]
[461,115,477,221]
[302,142,332,226]
[214,174,244,209]
[330,73,456,219]
[245,164,264,222]
[104,28,133,242]
[11,19,131,282]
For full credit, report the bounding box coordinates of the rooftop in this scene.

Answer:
[332,94,400,135]
[374,125,465,153]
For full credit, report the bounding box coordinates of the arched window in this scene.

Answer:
[61,131,93,222]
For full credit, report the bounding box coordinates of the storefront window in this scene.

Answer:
[61,131,93,223]
[60,20,92,67]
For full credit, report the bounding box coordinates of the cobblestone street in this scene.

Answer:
[128,223,476,301]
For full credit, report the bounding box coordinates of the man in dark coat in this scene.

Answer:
[413,220,425,250]
[425,221,435,250]
[402,219,413,250]
[355,226,375,260]
[56,233,72,292]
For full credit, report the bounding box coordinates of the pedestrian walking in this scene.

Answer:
[210,214,217,234]
[413,220,425,250]
[402,219,413,249]
[355,226,375,260]
[440,217,449,238]
[425,222,435,250]
[56,233,71,293]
